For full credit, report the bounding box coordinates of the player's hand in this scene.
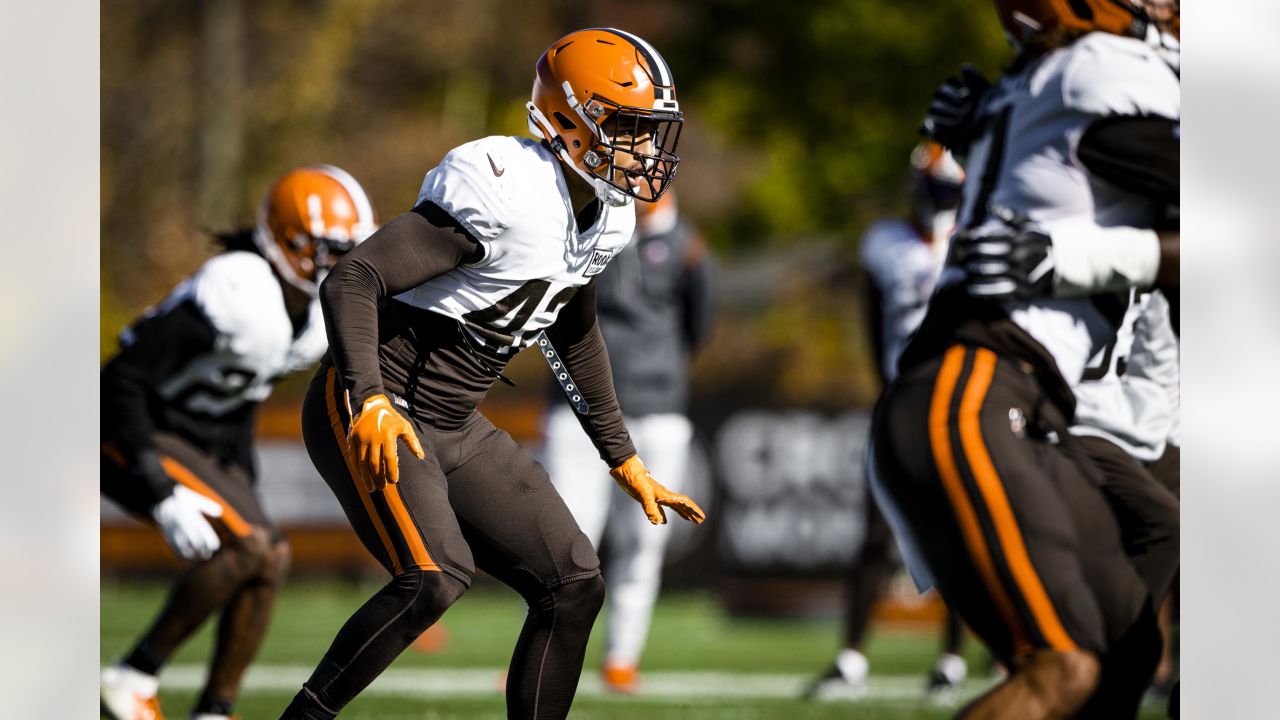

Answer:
[920,64,990,155]
[610,455,706,526]
[152,485,223,561]
[950,207,1054,300]
[347,394,425,493]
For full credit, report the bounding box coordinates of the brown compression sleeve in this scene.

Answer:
[321,202,482,405]
[545,279,637,468]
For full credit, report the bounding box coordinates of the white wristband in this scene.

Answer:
[1047,222,1161,297]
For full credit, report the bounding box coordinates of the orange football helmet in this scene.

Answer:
[993,0,1178,49]
[635,189,679,235]
[254,165,377,296]
[527,28,682,206]
[910,142,965,237]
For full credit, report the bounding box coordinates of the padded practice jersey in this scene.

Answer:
[394,136,636,360]
[104,250,327,473]
[936,32,1180,387]
[1071,290,1180,461]
[139,252,328,414]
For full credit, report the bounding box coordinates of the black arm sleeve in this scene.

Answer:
[679,234,716,353]
[102,300,218,457]
[545,279,637,468]
[1078,114,1179,203]
[321,201,483,405]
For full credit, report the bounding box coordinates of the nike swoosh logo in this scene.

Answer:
[487,153,505,177]
[375,409,391,431]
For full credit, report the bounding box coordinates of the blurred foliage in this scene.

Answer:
[102,0,1010,405]
[666,0,1008,249]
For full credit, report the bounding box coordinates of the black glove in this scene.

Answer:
[920,64,990,155]
[950,208,1055,301]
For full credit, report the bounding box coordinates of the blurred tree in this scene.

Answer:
[665,0,1008,251]
[101,0,1010,405]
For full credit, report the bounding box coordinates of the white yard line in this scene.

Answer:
[147,665,993,704]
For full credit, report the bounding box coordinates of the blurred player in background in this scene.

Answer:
[278,28,705,720]
[871,0,1180,716]
[807,142,973,701]
[1069,289,1181,700]
[100,166,377,720]
[541,190,715,694]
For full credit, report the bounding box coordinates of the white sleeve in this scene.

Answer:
[1061,35,1180,119]
[858,222,898,290]
[416,138,515,255]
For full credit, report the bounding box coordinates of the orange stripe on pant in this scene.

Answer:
[159,456,253,538]
[325,368,438,573]
[101,441,251,538]
[928,345,1031,654]
[957,348,1077,652]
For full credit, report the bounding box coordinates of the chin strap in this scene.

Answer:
[526,100,634,209]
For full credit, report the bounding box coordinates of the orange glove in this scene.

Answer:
[346,394,425,493]
[610,454,706,525]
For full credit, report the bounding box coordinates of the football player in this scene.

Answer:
[1069,289,1181,700]
[807,142,974,701]
[277,28,705,720]
[869,0,1179,717]
[540,190,715,694]
[101,166,377,720]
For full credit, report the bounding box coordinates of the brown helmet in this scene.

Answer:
[254,165,377,296]
[527,28,683,206]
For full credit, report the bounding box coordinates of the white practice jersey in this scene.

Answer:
[125,251,329,417]
[944,32,1180,385]
[859,219,947,381]
[1071,290,1180,461]
[394,135,636,356]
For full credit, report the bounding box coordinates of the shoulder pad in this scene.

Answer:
[417,136,546,242]
[189,252,280,339]
[1060,33,1179,118]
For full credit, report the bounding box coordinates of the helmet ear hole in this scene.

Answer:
[553,112,577,131]
[572,139,581,148]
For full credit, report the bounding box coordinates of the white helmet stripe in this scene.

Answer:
[311,164,376,228]
[599,27,674,101]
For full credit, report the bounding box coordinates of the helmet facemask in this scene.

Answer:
[581,98,682,204]
[256,226,363,298]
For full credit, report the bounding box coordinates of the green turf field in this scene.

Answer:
[102,579,1170,718]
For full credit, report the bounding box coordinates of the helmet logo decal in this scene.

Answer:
[307,194,326,238]
[597,27,676,106]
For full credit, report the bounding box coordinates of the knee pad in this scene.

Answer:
[394,569,469,633]
[550,573,606,623]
